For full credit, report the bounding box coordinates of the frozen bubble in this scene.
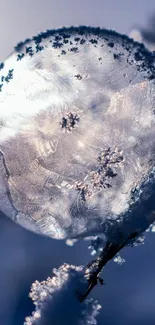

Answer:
[0,26,155,241]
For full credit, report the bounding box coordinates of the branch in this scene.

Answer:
[77,211,155,302]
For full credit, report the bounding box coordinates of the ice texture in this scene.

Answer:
[0,26,155,240]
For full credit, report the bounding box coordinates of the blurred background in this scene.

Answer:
[0,1,155,324]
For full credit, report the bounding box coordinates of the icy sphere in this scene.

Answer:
[0,26,155,240]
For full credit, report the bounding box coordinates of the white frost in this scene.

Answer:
[24,263,101,325]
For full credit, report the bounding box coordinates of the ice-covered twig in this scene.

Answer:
[78,210,155,302]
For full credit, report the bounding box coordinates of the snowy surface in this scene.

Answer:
[24,263,101,325]
[0,26,155,242]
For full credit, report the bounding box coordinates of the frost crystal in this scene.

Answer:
[88,235,106,255]
[113,253,125,265]
[24,263,101,325]
[127,233,145,247]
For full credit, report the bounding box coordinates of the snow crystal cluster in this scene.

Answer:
[113,253,125,265]
[88,235,106,255]
[24,263,101,325]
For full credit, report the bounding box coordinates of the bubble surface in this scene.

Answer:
[0,26,155,240]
